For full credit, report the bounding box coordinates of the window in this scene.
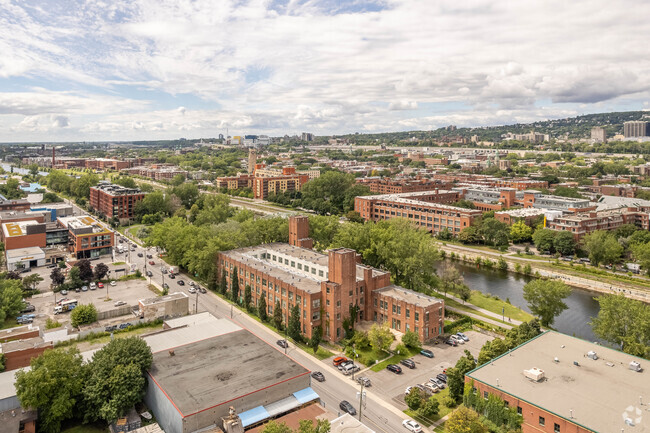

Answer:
[282,288,286,296]
[406,308,410,318]
[311,268,316,274]
[291,261,295,267]
[319,270,324,277]
[326,287,330,294]
[503,401,509,407]
[517,407,522,415]
[472,387,477,394]
[392,304,396,313]
[304,265,309,272]
[374,299,377,307]
[415,312,419,321]
[554,423,560,433]
[298,263,302,270]
[539,417,545,427]
[483,391,489,400]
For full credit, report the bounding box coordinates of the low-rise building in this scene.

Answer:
[85,158,130,171]
[0,367,37,433]
[123,165,188,181]
[253,167,311,200]
[522,190,596,213]
[465,331,648,433]
[356,177,449,194]
[137,292,189,321]
[57,215,114,259]
[0,337,52,371]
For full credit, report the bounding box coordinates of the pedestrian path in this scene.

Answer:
[444,293,524,327]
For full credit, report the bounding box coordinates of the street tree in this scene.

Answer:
[67,266,83,288]
[447,350,477,402]
[22,273,43,292]
[50,267,65,287]
[309,326,322,354]
[404,387,423,411]
[220,270,228,296]
[401,330,421,350]
[0,277,24,325]
[523,279,571,327]
[83,337,153,423]
[244,284,253,312]
[446,406,488,433]
[591,294,650,359]
[258,295,268,322]
[273,300,283,329]
[583,230,623,266]
[94,263,109,280]
[368,322,393,351]
[15,348,86,433]
[288,304,302,342]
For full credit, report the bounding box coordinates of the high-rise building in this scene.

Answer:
[623,121,650,138]
[590,126,606,143]
[301,132,314,142]
[247,148,257,174]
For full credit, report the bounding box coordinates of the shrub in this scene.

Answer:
[443,396,457,408]
[70,304,97,327]
[45,318,62,329]
[395,343,408,356]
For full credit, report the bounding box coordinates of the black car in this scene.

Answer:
[311,371,325,382]
[169,274,176,279]
[276,339,289,349]
[400,358,416,369]
[118,322,132,329]
[339,400,356,416]
[177,280,185,286]
[138,253,143,257]
[199,287,207,294]
[146,271,153,277]
[105,325,117,332]
[147,254,153,259]
[436,373,448,383]
[386,364,402,374]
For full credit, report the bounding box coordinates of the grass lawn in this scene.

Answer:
[370,347,420,372]
[61,423,108,433]
[112,261,126,265]
[403,388,456,427]
[433,423,448,433]
[346,346,389,367]
[56,322,164,350]
[467,291,534,323]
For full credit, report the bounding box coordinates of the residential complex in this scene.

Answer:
[218,216,445,342]
[123,165,188,181]
[89,182,147,221]
[465,331,648,433]
[356,177,451,194]
[623,120,650,138]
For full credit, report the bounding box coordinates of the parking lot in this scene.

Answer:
[27,278,156,326]
[364,330,493,407]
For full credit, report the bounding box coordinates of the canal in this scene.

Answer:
[438,261,602,343]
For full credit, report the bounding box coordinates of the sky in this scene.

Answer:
[1,0,649,142]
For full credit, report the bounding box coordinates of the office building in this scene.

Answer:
[354,190,481,236]
[89,182,146,221]
[57,215,114,259]
[623,121,650,138]
[218,217,445,342]
[465,331,648,433]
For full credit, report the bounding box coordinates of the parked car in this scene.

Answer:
[276,339,289,349]
[82,285,89,292]
[333,356,348,366]
[445,338,458,346]
[199,287,207,294]
[90,282,97,289]
[98,282,104,288]
[75,287,81,293]
[60,289,68,295]
[311,371,325,382]
[188,286,196,294]
[17,317,33,325]
[146,271,153,277]
[341,363,359,375]
[163,283,169,289]
[138,253,143,257]
[404,386,413,395]
[451,335,465,344]
[339,401,356,416]
[147,254,153,259]
[169,274,176,279]
[178,280,185,286]
[420,349,434,358]
[161,268,167,274]
[118,322,132,329]
[415,384,429,394]
[400,358,416,369]
[430,378,446,389]
[456,332,469,341]
[436,373,448,383]
[356,376,371,387]
[402,420,423,433]
[21,304,36,313]
[105,325,117,332]
[149,260,155,265]
[423,382,439,393]
[189,281,196,287]
[109,280,116,286]
[114,301,126,307]
[338,360,354,370]
[387,364,402,374]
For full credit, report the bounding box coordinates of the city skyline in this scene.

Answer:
[1,0,650,141]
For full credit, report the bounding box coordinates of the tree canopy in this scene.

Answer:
[522,279,571,327]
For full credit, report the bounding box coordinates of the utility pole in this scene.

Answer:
[358,381,365,421]
[195,290,198,314]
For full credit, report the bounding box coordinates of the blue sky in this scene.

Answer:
[0,0,649,141]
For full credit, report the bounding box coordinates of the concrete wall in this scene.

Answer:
[97,305,134,321]
[145,374,183,433]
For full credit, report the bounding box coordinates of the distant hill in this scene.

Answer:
[321,110,650,145]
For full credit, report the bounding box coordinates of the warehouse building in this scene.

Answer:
[465,331,648,433]
[143,313,317,433]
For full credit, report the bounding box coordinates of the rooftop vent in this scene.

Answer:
[629,361,642,372]
[587,351,598,360]
[523,367,545,382]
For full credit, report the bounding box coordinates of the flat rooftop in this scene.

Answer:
[148,329,309,417]
[0,336,50,353]
[374,284,442,308]
[467,331,649,433]
[57,215,111,234]
[139,291,188,306]
[2,219,41,237]
[0,324,38,342]
[358,190,482,214]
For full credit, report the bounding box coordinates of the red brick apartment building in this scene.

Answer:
[356,177,453,194]
[215,173,254,190]
[548,206,650,240]
[465,331,648,433]
[431,174,548,191]
[57,215,114,259]
[354,190,482,236]
[218,216,444,342]
[85,158,130,171]
[89,182,146,221]
[0,199,31,212]
[253,167,310,199]
[123,164,188,181]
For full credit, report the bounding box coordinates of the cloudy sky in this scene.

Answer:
[1,0,649,142]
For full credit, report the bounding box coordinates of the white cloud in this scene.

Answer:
[0,0,649,140]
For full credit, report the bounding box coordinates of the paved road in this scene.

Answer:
[126,244,430,433]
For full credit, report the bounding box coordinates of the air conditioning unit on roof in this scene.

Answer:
[523,367,545,382]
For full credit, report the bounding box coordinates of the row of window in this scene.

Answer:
[475,388,561,433]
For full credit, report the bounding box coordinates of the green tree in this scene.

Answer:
[368,322,393,351]
[273,299,283,329]
[553,231,576,256]
[458,225,481,244]
[0,277,24,325]
[15,348,86,433]
[288,304,302,342]
[591,294,650,359]
[509,220,533,244]
[93,263,109,280]
[171,173,186,186]
[583,230,623,266]
[83,337,153,423]
[456,284,472,303]
[523,280,571,327]
[309,326,322,354]
[260,421,293,433]
[50,267,65,288]
[401,330,421,350]
[67,266,83,288]
[418,396,440,419]
[439,263,463,296]
[532,228,556,253]
[258,295,268,322]
[404,387,423,411]
[300,171,371,215]
[446,406,488,433]
[244,284,253,312]
[22,273,44,292]
[480,218,510,247]
[70,304,98,327]
[231,267,239,303]
[297,419,330,433]
[345,210,364,223]
[497,256,508,271]
[173,182,200,208]
[632,242,650,275]
[447,350,477,402]
[219,269,228,296]
[77,259,93,281]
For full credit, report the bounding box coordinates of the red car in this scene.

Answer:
[97,282,104,288]
[149,260,155,265]
[333,356,348,366]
